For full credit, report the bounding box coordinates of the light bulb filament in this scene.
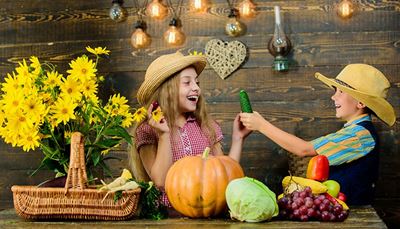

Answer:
[151,5,160,16]
[147,0,168,20]
[168,30,176,43]
[341,4,350,15]
[238,0,256,18]
[337,0,354,19]
[194,0,202,9]
[242,5,250,16]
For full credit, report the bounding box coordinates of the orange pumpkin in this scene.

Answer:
[165,147,244,218]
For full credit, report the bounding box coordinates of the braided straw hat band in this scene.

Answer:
[137,52,207,105]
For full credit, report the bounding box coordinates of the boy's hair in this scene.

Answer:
[128,67,217,181]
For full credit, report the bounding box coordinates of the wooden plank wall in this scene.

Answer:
[0,0,399,221]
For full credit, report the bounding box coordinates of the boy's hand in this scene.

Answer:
[239,111,266,131]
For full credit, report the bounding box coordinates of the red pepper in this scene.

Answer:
[306,155,329,181]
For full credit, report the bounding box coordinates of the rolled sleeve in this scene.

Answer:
[135,122,158,150]
[212,120,224,143]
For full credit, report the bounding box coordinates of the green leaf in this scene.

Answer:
[103,126,133,145]
[92,109,106,124]
[40,144,58,158]
[91,152,101,166]
[113,190,123,203]
[95,138,122,149]
[135,180,168,220]
[98,161,113,178]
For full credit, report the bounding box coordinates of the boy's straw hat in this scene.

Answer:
[137,51,207,105]
[315,64,396,126]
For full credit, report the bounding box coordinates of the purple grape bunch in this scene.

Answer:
[277,186,349,222]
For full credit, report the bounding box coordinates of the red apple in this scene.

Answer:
[338,192,347,202]
[322,180,340,198]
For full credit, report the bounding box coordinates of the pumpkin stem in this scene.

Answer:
[202,147,210,159]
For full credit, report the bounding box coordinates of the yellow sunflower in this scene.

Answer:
[44,71,63,89]
[121,111,134,128]
[86,46,110,56]
[81,79,98,99]
[29,56,42,75]
[60,76,82,102]
[15,59,35,83]
[22,97,47,124]
[133,107,147,123]
[152,107,163,122]
[51,97,77,125]
[67,55,97,82]
[1,91,25,115]
[19,130,41,152]
[6,109,33,135]
[0,110,5,126]
[1,72,20,93]
[110,93,130,112]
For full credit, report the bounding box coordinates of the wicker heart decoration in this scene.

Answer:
[205,39,247,80]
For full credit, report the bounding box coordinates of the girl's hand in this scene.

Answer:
[239,111,267,131]
[232,113,252,140]
[147,103,170,134]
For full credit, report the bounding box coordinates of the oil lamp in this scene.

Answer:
[267,6,292,72]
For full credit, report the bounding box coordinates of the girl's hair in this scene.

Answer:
[128,66,217,181]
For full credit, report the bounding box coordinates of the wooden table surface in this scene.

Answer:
[0,206,387,229]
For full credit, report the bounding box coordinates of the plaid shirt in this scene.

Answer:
[135,115,223,207]
[311,114,375,166]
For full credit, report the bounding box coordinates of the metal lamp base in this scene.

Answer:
[273,56,289,72]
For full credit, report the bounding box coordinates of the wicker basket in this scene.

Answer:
[11,132,141,220]
[287,152,313,177]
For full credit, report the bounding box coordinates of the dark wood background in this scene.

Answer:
[0,0,399,227]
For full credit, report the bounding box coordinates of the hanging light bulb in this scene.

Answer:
[267,6,292,72]
[147,0,168,20]
[238,0,256,18]
[225,8,246,37]
[337,0,355,19]
[164,18,186,46]
[191,0,208,13]
[131,20,152,49]
[109,0,127,22]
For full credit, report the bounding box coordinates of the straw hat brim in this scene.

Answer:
[137,55,207,105]
[315,72,396,126]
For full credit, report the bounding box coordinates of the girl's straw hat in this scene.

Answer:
[137,51,207,105]
[315,64,396,126]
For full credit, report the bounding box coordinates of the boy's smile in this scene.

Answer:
[331,88,364,122]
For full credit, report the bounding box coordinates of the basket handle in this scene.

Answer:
[64,132,88,192]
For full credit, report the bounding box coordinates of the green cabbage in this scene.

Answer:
[225,177,279,222]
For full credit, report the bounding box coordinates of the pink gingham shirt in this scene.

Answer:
[135,115,224,207]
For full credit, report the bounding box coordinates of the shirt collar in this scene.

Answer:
[186,114,197,122]
[344,114,371,127]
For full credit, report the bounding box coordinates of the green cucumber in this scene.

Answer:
[239,90,253,113]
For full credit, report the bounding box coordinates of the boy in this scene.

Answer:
[239,64,396,205]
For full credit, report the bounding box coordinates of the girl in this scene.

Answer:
[128,51,251,206]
